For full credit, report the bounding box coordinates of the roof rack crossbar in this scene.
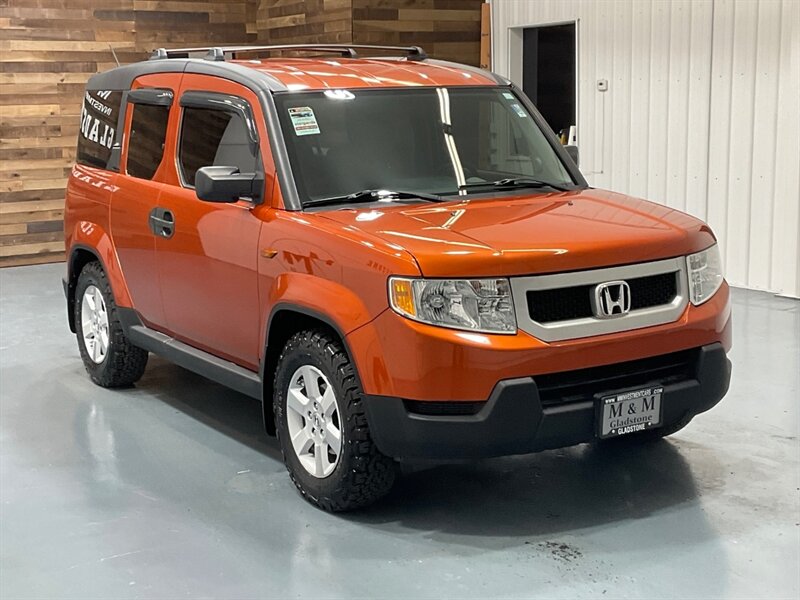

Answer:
[149,44,427,62]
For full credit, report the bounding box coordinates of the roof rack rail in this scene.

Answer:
[149,44,428,62]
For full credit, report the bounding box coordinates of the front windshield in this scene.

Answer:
[275,87,575,205]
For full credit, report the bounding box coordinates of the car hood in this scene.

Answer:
[318,188,716,277]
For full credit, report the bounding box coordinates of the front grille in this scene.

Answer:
[404,400,485,416]
[527,271,679,323]
[528,284,594,322]
[629,272,679,310]
[536,348,698,407]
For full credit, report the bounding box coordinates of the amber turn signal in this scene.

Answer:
[389,278,416,317]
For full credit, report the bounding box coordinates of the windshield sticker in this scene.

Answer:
[509,103,528,118]
[288,106,321,136]
[502,92,515,100]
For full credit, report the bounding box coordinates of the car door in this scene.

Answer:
[153,74,268,370]
[109,73,181,329]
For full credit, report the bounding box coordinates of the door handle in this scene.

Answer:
[149,207,174,238]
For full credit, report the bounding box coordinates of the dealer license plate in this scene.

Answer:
[598,386,663,439]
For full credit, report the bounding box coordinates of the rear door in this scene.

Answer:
[152,74,268,369]
[110,73,181,329]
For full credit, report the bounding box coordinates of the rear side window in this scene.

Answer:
[77,90,122,169]
[178,107,259,186]
[127,104,169,180]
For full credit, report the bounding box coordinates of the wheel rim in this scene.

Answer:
[80,284,110,364]
[286,365,342,478]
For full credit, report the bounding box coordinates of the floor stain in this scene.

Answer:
[538,541,583,562]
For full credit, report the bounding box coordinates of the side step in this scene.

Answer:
[127,325,262,400]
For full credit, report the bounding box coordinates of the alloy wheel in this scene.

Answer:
[80,284,110,364]
[285,365,342,478]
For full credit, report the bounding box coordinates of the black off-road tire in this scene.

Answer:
[274,329,397,511]
[74,261,148,387]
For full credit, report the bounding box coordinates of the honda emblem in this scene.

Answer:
[593,280,631,318]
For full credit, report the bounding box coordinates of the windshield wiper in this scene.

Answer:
[459,177,572,193]
[303,188,446,208]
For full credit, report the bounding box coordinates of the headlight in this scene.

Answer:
[686,244,724,305]
[389,277,517,334]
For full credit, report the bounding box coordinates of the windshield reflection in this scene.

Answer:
[275,87,574,206]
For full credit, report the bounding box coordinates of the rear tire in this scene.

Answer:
[74,261,148,387]
[274,329,396,511]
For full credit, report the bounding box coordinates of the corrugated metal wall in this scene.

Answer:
[491,0,800,297]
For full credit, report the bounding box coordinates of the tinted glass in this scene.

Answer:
[127,104,169,180]
[275,87,573,204]
[178,107,259,186]
[450,89,571,182]
[77,90,122,169]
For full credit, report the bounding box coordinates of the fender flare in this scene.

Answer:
[258,272,378,363]
[262,303,358,367]
[66,222,133,333]
[68,221,133,307]
[260,299,377,436]
[260,302,367,389]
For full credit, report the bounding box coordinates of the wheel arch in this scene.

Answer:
[66,219,133,328]
[261,303,361,436]
[65,245,106,333]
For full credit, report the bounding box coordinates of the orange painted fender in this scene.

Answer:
[68,220,133,309]
[263,271,376,343]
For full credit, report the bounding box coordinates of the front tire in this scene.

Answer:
[74,261,148,387]
[274,329,396,511]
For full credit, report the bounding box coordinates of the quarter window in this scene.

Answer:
[127,104,169,180]
[178,107,259,187]
[77,90,122,169]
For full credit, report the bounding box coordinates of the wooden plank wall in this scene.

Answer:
[256,0,482,63]
[1,0,483,267]
[480,2,490,69]
[0,0,256,267]
[353,0,483,66]
[257,0,352,45]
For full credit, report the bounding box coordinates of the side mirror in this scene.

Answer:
[564,145,579,167]
[195,166,259,203]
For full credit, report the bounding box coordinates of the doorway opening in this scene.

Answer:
[522,23,576,141]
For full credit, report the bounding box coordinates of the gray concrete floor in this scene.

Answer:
[1,263,798,600]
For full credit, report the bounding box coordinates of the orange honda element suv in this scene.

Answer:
[64,45,732,511]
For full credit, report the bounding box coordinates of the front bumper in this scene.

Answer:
[347,282,731,402]
[362,342,731,460]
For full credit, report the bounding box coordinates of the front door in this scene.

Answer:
[153,75,268,370]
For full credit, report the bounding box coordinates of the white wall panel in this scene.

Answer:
[721,0,759,288]
[705,0,734,269]
[628,0,653,201]
[685,0,713,220]
[748,0,781,290]
[771,0,800,296]
[491,0,799,297]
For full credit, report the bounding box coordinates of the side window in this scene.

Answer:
[127,104,169,180]
[77,90,122,169]
[178,106,259,187]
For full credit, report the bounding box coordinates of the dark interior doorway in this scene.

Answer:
[522,23,576,140]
